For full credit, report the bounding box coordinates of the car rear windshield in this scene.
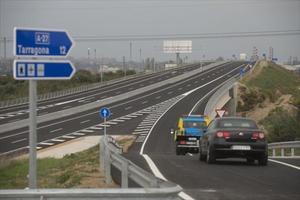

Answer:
[183,121,207,129]
[217,119,258,129]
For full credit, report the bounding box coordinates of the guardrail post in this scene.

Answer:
[121,160,129,188]
[100,137,105,171]
[291,148,295,157]
[272,149,276,157]
[281,148,285,157]
[105,145,112,184]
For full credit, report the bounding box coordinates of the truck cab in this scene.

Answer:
[174,115,210,155]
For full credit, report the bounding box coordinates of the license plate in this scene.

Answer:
[231,145,251,150]
[188,137,197,141]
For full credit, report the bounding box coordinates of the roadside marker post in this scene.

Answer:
[99,107,111,184]
[13,27,75,189]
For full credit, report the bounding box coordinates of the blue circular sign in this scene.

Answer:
[99,107,111,119]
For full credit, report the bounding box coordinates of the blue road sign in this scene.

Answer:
[13,60,76,80]
[239,67,245,76]
[272,58,278,61]
[99,107,111,119]
[14,27,74,57]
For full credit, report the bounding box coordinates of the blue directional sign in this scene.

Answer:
[13,60,76,80]
[272,58,278,61]
[99,107,111,119]
[14,27,74,57]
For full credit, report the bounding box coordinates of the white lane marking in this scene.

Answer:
[61,135,75,139]
[17,112,24,115]
[80,129,94,133]
[0,117,5,119]
[155,96,161,99]
[80,120,90,124]
[51,138,65,142]
[0,63,238,141]
[7,115,14,117]
[106,121,118,125]
[178,192,196,200]
[126,115,138,118]
[50,128,63,133]
[125,106,132,110]
[90,126,103,130]
[142,101,148,104]
[40,142,54,146]
[96,97,113,102]
[112,119,125,122]
[119,117,131,120]
[132,131,148,135]
[187,84,191,87]
[167,91,173,94]
[11,138,27,144]
[269,159,300,170]
[183,66,239,97]
[132,113,143,116]
[194,81,198,83]
[36,147,42,150]
[55,97,85,106]
[72,132,86,136]
[142,154,167,181]
[98,124,111,127]
[39,106,47,109]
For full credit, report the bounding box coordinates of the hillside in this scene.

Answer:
[237,60,300,142]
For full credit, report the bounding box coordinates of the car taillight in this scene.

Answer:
[216,131,230,139]
[179,141,186,145]
[252,132,264,140]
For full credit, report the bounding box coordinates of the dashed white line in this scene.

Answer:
[98,124,111,127]
[142,101,148,104]
[80,129,95,133]
[112,119,125,122]
[11,138,27,144]
[50,128,63,133]
[72,132,86,136]
[119,117,131,120]
[80,120,90,124]
[125,106,132,110]
[167,91,173,94]
[106,121,118,125]
[90,126,103,130]
[269,159,300,170]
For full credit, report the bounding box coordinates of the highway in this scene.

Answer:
[124,65,300,199]
[0,63,204,125]
[0,61,242,155]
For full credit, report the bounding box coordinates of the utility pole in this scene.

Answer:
[123,56,126,78]
[4,36,6,60]
[139,48,142,72]
[129,42,132,62]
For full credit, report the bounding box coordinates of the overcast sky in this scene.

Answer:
[0,0,299,62]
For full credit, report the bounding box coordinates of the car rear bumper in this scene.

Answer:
[212,142,267,158]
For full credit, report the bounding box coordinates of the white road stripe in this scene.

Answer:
[51,138,65,142]
[50,128,63,133]
[131,113,143,116]
[125,106,132,110]
[72,132,86,136]
[167,91,173,94]
[11,138,27,144]
[80,129,94,133]
[7,115,14,117]
[80,120,90,124]
[36,147,42,150]
[126,115,138,118]
[142,101,148,104]
[155,96,161,99]
[61,135,76,139]
[98,124,111,127]
[106,121,118,125]
[40,142,54,146]
[17,112,24,115]
[112,119,125,122]
[90,126,103,130]
[119,117,131,120]
[269,159,300,170]
[0,117,5,119]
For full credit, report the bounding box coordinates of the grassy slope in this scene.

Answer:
[241,61,300,103]
[0,145,107,189]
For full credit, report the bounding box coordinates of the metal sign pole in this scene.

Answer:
[104,117,107,140]
[29,79,37,188]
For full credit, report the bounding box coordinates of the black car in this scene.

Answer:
[199,117,268,165]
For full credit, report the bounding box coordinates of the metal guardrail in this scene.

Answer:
[0,72,144,109]
[268,141,300,158]
[0,136,182,199]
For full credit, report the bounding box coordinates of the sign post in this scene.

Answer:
[13,27,75,189]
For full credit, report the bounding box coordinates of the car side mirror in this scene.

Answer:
[170,128,174,135]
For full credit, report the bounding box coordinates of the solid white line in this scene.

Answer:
[126,115,138,118]
[106,121,118,125]
[55,97,85,106]
[98,124,111,127]
[119,117,131,120]
[142,154,167,180]
[17,112,24,115]
[80,120,90,124]
[11,138,27,144]
[50,128,63,133]
[112,119,125,122]
[269,159,300,170]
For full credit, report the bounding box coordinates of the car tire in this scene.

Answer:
[246,158,255,164]
[199,148,206,161]
[258,154,268,166]
[206,145,216,164]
